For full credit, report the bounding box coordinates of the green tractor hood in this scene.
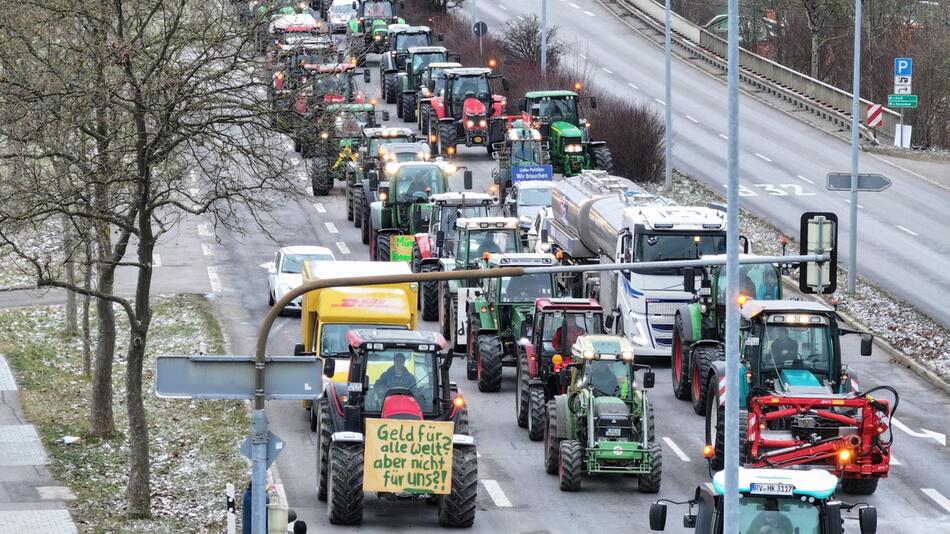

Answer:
[549,120,587,141]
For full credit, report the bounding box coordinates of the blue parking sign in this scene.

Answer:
[894,58,912,76]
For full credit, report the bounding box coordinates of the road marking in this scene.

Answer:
[569,2,580,8]
[841,198,864,209]
[197,223,211,237]
[201,243,214,257]
[755,152,773,163]
[498,3,507,9]
[627,82,639,90]
[796,174,815,185]
[579,53,587,59]
[922,489,950,513]
[662,437,690,462]
[896,225,918,237]
[313,202,327,214]
[718,133,728,140]
[601,67,613,74]
[325,222,338,234]
[584,10,595,16]
[480,480,512,507]
[335,242,350,255]
[207,266,222,293]
[889,452,900,465]
[654,98,666,106]
[685,115,699,124]
[891,417,945,446]
[152,253,161,267]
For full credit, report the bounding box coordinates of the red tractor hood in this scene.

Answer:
[463,97,486,117]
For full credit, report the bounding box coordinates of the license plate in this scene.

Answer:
[347,382,363,393]
[750,483,794,496]
[473,136,483,143]
[605,428,622,437]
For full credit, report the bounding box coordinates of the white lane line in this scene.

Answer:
[755,152,773,163]
[197,223,211,237]
[654,98,666,106]
[584,10,595,16]
[796,174,815,185]
[662,437,690,462]
[152,253,161,267]
[888,452,901,465]
[579,53,588,59]
[480,480,512,507]
[896,225,918,237]
[891,417,946,446]
[601,67,613,74]
[207,266,222,293]
[685,115,699,124]
[718,133,728,140]
[922,488,950,513]
[627,82,639,90]
[335,242,351,255]
[498,3,507,9]
[313,202,327,214]
[569,2,580,8]
[841,198,864,209]
[325,222,339,234]
[201,244,214,257]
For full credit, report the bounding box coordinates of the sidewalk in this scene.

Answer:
[0,355,78,534]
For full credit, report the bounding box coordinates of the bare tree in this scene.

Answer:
[500,15,565,70]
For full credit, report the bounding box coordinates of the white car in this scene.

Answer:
[328,0,357,33]
[266,246,336,311]
[504,180,554,230]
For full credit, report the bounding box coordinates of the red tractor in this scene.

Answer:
[423,68,509,156]
[517,298,604,440]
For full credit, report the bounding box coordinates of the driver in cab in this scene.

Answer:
[375,353,416,392]
[404,172,430,197]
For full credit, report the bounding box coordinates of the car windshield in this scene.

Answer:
[499,273,553,303]
[331,4,354,15]
[397,34,430,50]
[395,167,447,198]
[518,187,552,206]
[319,324,404,355]
[532,96,578,124]
[452,75,490,101]
[511,140,543,165]
[738,495,820,534]
[438,205,487,245]
[363,349,437,414]
[760,324,833,378]
[311,73,348,94]
[412,53,446,74]
[584,360,633,399]
[633,232,727,274]
[718,264,781,301]
[461,229,518,260]
[362,1,393,18]
[334,112,369,136]
[542,311,603,354]
[281,253,333,273]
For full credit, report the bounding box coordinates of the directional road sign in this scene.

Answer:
[888,94,918,108]
[894,57,913,76]
[826,173,892,192]
[240,431,285,469]
[155,355,322,400]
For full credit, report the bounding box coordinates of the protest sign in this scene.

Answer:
[363,419,455,494]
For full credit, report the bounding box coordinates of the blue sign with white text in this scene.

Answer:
[512,164,553,183]
[894,58,912,76]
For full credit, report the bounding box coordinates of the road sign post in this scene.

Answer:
[892,58,915,149]
[472,21,488,55]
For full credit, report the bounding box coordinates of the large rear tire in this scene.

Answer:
[691,345,723,415]
[705,382,747,471]
[437,445,478,527]
[376,232,391,262]
[591,144,613,173]
[402,92,417,122]
[476,335,504,393]
[840,477,879,495]
[421,264,439,321]
[360,192,370,244]
[315,398,332,501]
[384,73,398,104]
[515,356,529,428]
[418,103,432,131]
[558,440,583,491]
[353,187,363,227]
[671,314,692,400]
[527,386,546,441]
[543,401,561,474]
[310,158,331,196]
[438,121,456,156]
[327,442,364,525]
[637,443,662,493]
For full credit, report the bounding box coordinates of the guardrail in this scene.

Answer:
[612,0,900,143]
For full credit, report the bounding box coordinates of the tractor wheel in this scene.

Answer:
[309,402,318,432]
[315,398,332,501]
[515,356,529,428]
[671,315,692,400]
[476,335,504,392]
[327,442,364,525]
[346,189,354,221]
[705,382,748,471]
[411,246,423,309]
[396,92,404,119]
[591,144,613,173]
[268,291,275,307]
[544,401,562,475]
[376,233,391,262]
[360,193,370,245]
[438,445,478,527]
[465,313,478,380]
[437,121,456,156]
[310,158,332,196]
[402,93,416,123]
[638,443,662,493]
[528,386,546,441]
[841,477,879,495]
[384,73,398,104]
[353,188,363,227]
[453,406,470,435]
[421,267,439,322]
[440,284,453,340]
[691,345,723,415]
[558,440,583,491]
[418,103,431,131]
[427,116,440,156]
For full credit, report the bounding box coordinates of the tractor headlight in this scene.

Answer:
[565,143,583,153]
[628,317,649,347]
[466,119,475,128]
[478,119,487,128]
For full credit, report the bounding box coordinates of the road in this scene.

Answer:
[473,0,950,329]
[193,35,949,531]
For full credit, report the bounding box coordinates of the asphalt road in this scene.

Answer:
[472,0,950,329]
[195,41,950,531]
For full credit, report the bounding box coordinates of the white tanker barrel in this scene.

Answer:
[549,172,643,261]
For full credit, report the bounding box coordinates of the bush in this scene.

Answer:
[500,15,565,70]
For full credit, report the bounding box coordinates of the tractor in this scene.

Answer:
[648,468,879,534]
[543,335,661,492]
[354,141,431,235]
[302,103,388,195]
[346,0,406,64]
[465,253,558,392]
[424,68,509,156]
[516,298,604,440]
[437,217,523,354]
[519,90,612,176]
[366,160,473,262]
[396,47,459,123]
[490,115,550,200]
[671,258,784,414]
[379,25,443,104]
[274,64,370,138]
[411,192,494,322]
[414,61,462,132]
[699,300,894,495]
[314,329,477,527]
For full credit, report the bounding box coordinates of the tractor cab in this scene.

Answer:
[427,193,494,258]
[649,468,879,534]
[359,127,416,170]
[428,68,508,155]
[378,141,431,164]
[293,63,370,113]
[520,90,612,176]
[381,26,441,76]
[349,0,405,54]
[453,217,522,267]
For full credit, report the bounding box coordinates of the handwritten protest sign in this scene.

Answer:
[363,418,454,495]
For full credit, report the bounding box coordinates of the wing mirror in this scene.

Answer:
[648,503,667,531]
[436,230,445,251]
[363,69,371,83]
[590,96,598,109]
[323,357,336,378]
[683,266,696,294]
[642,371,655,389]
[463,170,473,190]
[501,77,510,91]
[437,33,444,41]
[603,314,614,331]
[539,228,549,243]
[860,334,873,356]
[382,110,390,121]
[368,170,380,191]
[293,343,306,356]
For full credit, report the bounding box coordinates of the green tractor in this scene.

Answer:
[671,258,784,414]
[367,160,473,262]
[543,335,661,492]
[379,25,443,103]
[395,46,458,123]
[342,127,416,239]
[490,117,549,199]
[465,253,558,392]
[304,103,388,195]
[346,2,406,64]
[518,90,612,176]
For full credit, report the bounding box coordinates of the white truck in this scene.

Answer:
[542,170,729,358]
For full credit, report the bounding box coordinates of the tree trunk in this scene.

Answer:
[81,235,93,377]
[63,216,78,337]
[125,325,151,518]
[810,30,820,79]
[89,220,116,437]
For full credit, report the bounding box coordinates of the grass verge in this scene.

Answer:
[0,294,248,533]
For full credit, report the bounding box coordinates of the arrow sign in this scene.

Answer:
[240,431,285,469]
[826,172,892,192]
[155,355,322,400]
[891,417,946,447]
